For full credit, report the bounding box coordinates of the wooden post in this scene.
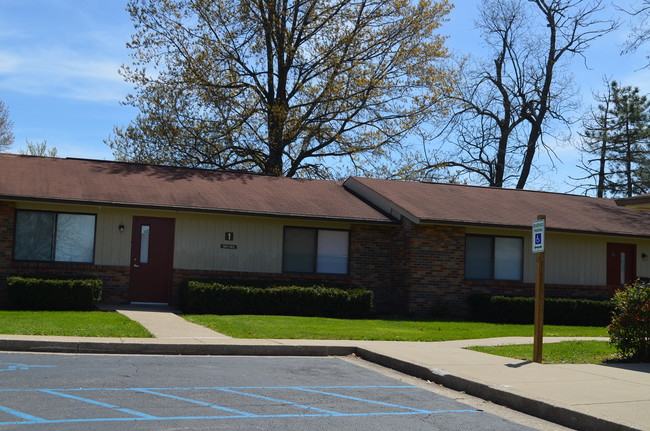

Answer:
[533,215,546,364]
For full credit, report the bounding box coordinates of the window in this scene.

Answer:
[465,235,523,280]
[283,227,349,274]
[14,210,96,263]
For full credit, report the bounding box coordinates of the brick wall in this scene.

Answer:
[0,201,15,303]
[395,219,466,316]
[349,224,403,314]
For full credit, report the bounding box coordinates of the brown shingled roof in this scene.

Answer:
[0,154,391,223]
[616,193,650,207]
[345,177,650,237]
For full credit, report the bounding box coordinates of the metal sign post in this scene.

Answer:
[532,215,546,363]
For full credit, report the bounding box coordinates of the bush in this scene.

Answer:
[608,280,650,361]
[6,275,102,311]
[468,294,613,326]
[181,281,373,318]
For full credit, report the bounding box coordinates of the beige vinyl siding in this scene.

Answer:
[173,213,351,272]
[544,233,605,285]
[465,226,650,286]
[12,202,351,272]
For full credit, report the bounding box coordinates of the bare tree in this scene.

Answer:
[19,140,58,157]
[435,0,616,189]
[621,0,650,67]
[0,100,14,152]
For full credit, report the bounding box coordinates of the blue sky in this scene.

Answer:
[1,0,648,192]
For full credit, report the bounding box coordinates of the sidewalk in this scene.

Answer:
[1,306,648,431]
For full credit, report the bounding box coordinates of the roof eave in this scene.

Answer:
[418,218,650,239]
[0,195,394,224]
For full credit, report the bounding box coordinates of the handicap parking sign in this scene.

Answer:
[532,219,545,253]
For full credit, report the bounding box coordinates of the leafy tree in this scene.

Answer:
[428,0,615,188]
[0,100,14,152]
[109,0,456,178]
[19,140,58,157]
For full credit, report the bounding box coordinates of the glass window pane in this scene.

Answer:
[317,230,349,274]
[283,227,316,272]
[140,225,150,264]
[465,236,493,279]
[495,237,523,280]
[54,214,95,262]
[14,211,54,261]
[620,252,626,285]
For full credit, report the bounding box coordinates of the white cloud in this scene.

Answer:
[0,0,132,103]
[0,47,129,102]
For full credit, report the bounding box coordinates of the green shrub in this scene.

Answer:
[181,281,373,318]
[608,280,650,361]
[468,294,613,326]
[6,275,102,311]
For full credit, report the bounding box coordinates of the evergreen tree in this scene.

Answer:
[609,83,650,197]
[575,81,650,197]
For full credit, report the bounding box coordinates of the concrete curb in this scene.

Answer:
[354,348,641,431]
[0,339,356,357]
[0,339,642,431]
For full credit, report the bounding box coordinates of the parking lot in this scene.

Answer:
[0,352,551,430]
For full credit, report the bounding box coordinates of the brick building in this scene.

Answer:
[2,154,650,316]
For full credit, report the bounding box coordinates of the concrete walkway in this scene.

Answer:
[114,305,231,339]
[1,307,648,431]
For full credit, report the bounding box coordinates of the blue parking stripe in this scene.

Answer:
[294,387,434,413]
[39,389,157,419]
[0,385,484,426]
[216,388,344,416]
[132,388,256,417]
[0,404,46,422]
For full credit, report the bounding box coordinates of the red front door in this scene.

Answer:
[130,216,175,303]
[606,243,637,288]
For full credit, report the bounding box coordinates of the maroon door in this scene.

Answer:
[606,243,636,287]
[130,216,175,303]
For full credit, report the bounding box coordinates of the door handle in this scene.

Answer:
[133,264,140,268]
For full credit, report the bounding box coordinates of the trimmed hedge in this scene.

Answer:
[6,275,102,311]
[469,294,613,326]
[181,281,373,318]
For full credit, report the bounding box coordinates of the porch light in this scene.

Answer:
[642,253,648,261]
[119,224,125,233]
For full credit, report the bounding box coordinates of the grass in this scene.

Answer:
[182,314,608,341]
[468,340,619,364]
[0,311,153,338]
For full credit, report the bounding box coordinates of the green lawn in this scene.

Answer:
[468,340,619,364]
[0,311,153,338]
[182,314,608,341]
